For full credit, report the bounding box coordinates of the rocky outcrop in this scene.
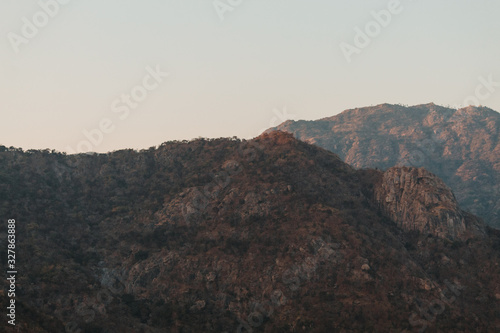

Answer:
[373,166,484,239]
[271,103,500,228]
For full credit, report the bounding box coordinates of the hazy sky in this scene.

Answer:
[1,0,499,153]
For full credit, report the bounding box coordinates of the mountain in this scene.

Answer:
[270,103,500,229]
[1,132,499,332]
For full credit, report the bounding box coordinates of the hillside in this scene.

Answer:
[1,132,499,332]
[271,103,500,229]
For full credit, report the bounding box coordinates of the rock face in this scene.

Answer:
[373,166,483,239]
[1,133,500,332]
[271,103,500,228]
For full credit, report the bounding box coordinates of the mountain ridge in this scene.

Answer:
[1,132,499,332]
[270,103,500,228]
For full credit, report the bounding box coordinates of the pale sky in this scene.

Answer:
[1,0,499,153]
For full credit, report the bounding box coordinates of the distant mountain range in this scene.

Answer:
[1,132,499,332]
[270,103,500,229]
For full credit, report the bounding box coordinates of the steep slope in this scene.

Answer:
[0,133,499,332]
[271,103,500,228]
[372,166,485,240]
